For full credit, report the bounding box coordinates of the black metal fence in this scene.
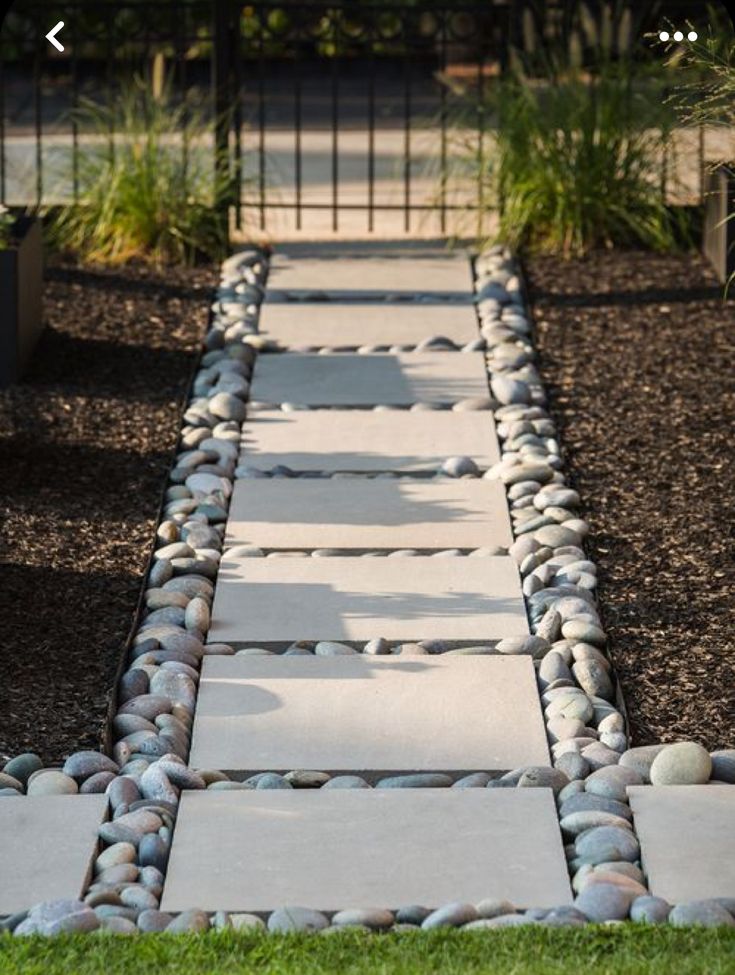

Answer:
[0,0,717,235]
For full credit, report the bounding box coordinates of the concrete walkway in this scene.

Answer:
[160,244,574,912]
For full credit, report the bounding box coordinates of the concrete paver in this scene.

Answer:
[225,478,512,550]
[250,353,489,407]
[209,555,527,646]
[240,409,500,472]
[629,785,735,903]
[258,302,478,348]
[265,252,474,298]
[161,788,572,912]
[189,654,548,775]
[0,795,108,914]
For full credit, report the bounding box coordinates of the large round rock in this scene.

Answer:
[649,742,712,785]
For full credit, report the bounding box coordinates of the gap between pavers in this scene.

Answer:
[160,788,572,914]
[240,409,501,472]
[250,353,490,407]
[257,302,480,348]
[0,795,108,915]
[629,785,735,904]
[225,478,513,551]
[208,555,528,647]
[188,654,549,776]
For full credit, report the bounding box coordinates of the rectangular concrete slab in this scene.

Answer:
[161,789,572,913]
[258,302,478,348]
[629,785,735,903]
[0,795,108,913]
[209,555,527,645]
[226,478,512,550]
[189,654,548,775]
[240,409,501,472]
[250,353,489,407]
[265,253,474,300]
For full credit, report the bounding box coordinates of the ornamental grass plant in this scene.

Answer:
[492,61,685,256]
[440,31,688,257]
[48,77,230,265]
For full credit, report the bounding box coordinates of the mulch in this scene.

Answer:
[527,250,735,751]
[0,259,215,764]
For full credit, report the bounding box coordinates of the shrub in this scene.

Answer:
[48,77,231,265]
[491,60,685,256]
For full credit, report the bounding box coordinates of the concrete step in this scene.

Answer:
[188,654,548,776]
[265,252,474,300]
[208,555,527,647]
[258,302,479,349]
[161,788,572,914]
[225,477,512,551]
[629,785,735,903]
[250,352,489,407]
[0,795,108,915]
[240,408,501,473]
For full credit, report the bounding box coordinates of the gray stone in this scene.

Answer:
[166,909,211,933]
[490,376,531,406]
[572,661,614,701]
[209,392,247,423]
[331,908,395,930]
[161,789,572,912]
[619,745,670,782]
[268,907,329,933]
[422,902,478,929]
[574,883,635,922]
[668,900,735,927]
[3,753,43,784]
[322,776,371,789]
[99,810,162,847]
[629,896,671,924]
[517,766,568,794]
[575,825,640,864]
[376,774,453,789]
[649,742,712,786]
[189,655,548,775]
[583,766,642,802]
[240,410,500,473]
[710,750,735,783]
[27,771,78,796]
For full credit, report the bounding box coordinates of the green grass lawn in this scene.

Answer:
[1,926,734,975]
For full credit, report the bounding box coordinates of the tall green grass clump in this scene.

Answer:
[493,59,683,256]
[49,77,230,265]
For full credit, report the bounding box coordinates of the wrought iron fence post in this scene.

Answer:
[212,0,233,242]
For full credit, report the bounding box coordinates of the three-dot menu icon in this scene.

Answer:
[659,30,698,42]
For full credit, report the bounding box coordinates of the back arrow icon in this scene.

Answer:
[45,21,65,52]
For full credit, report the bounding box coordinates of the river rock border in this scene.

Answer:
[1,246,733,936]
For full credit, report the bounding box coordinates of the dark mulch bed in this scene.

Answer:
[0,259,215,764]
[527,250,734,751]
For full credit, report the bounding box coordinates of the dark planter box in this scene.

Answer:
[702,165,735,285]
[0,215,43,388]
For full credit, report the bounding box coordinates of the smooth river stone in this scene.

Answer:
[250,353,490,407]
[629,785,735,903]
[226,478,512,551]
[240,409,501,472]
[161,789,571,913]
[189,654,548,775]
[208,556,527,646]
[0,796,108,914]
